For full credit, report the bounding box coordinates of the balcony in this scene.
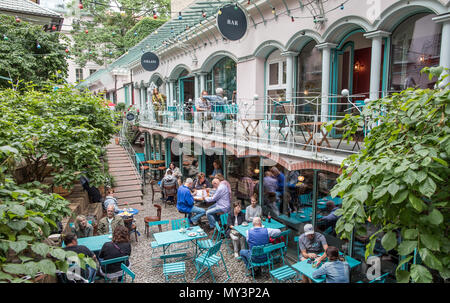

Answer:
[135,96,367,166]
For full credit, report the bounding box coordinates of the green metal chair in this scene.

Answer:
[171,218,191,251]
[100,256,130,283]
[197,222,221,254]
[149,220,170,267]
[268,242,297,283]
[215,220,233,254]
[270,229,291,262]
[161,253,187,282]
[120,263,136,283]
[194,240,230,283]
[245,243,273,281]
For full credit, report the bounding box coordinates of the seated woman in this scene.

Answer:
[209,160,223,179]
[71,215,93,238]
[193,172,211,190]
[98,225,131,279]
[165,162,182,179]
[312,246,350,283]
[245,194,262,222]
[227,202,246,258]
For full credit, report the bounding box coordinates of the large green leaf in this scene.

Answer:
[419,248,443,271]
[420,233,440,251]
[410,264,433,283]
[427,208,443,225]
[31,242,50,257]
[398,241,417,256]
[381,231,397,251]
[408,193,426,213]
[37,259,57,275]
[387,182,400,197]
[9,240,28,254]
[419,177,437,198]
[396,270,411,283]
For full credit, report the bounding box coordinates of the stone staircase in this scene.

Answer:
[107,139,144,207]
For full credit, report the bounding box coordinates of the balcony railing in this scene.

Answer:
[136,95,369,163]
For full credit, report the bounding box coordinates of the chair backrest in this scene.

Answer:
[154,204,162,219]
[148,220,170,232]
[299,193,312,205]
[136,152,145,163]
[100,256,129,273]
[120,263,135,283]
[205,240,223,258]
[171,218,189,230]
[159,252,187,263]
[219,213,228,228]
[294,236,300,261]
[369,272,389,283]
[250,244,271,259]
[163,184,177,195]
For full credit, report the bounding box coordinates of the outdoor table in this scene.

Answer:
[299,122,331,151]
[153,227,207,256]
[62,234,112,253]
[194,188,216,208]
[292,252,361,283]
[232,218,286,238]
[317,196,342,210]
[277,209,323,224]
[146,160,165,179]
[117,207,139,217]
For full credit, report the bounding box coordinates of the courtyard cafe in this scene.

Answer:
[1,0,447,289]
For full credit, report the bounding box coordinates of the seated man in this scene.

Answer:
[63,232,98,282]
[103,188,119,213]
[317,201,341,233]
[176,178,206,225]
[198,178,231,230]
[298,223,328,283]
[97,205,125,235]
[239,217,281,277]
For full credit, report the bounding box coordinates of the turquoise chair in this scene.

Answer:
[100,256,129,282]
[197,222,221,255]
[270,229,291,262]
[161,253,187,282]
[171,218,190,230]
[299,193,312,206]
[148,220,170,267]
[268,242,297,283]
[246,244,273,281]
[357,272,389,283]
[215,220,233,254]
[120,263,136,283]
[219,213,228,229]
[194,240,230,283]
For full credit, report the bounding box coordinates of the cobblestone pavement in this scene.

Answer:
[126,188,300,284]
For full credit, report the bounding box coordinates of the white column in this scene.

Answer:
[199,73,206,94]
[316,43,337,122]
[194,74,200,99]
[164,81,170,107]
[281,51,299,130]
[169,81,175,106]
[433,14,450,87]
[364,30,391,100]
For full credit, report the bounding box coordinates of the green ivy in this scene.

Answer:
[326,67,450,283]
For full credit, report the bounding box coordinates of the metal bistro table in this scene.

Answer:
[292,252,361,283]
[277,207,323,225]
[233,218,286,238]
[153,227,208,257]
[62,234,112,253]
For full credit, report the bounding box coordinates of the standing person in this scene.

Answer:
[152,87,166,124]
[245,194,262,222]
[97,205,125,235]
[198,178,231,230]
[270,167,285,212]
[103,188,119,213]
[71,215,93,239]
[263,171,278,194]
[195,90,211,127]
[312,246,350,283]
[63,232,98,282]
[176,178,206,225]
[98,225,131,279]
[298,223,328,283]
[239,217,281,277]
[210,160,223,179]
[227,202,246,258]
[193,172,211,190]
[165,162,182,179]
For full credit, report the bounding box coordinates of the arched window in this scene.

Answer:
[389,13,442,91]
[297,40,322,117]
[206,57,237,101]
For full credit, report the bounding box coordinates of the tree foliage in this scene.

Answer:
[326,67,450,283]
[68,0,169,68]
[0,14,69,89]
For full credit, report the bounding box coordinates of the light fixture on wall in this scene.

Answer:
[419,54,426,63]
[354,61,364,72]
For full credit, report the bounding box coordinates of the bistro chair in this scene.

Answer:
[268,242,297,283]
[162,183,177,208]
[270,229,291,262]
[150,180,162,204]
[197,222,223,255]
[299,193,312,206]
[161,253,187,282]
[120,263,136,283]
[123,217,139,242]
[100,256,130,283]
[245,244,273,281]
[171,218,191,251]
[219,213,228,230]
[149,220,170,267]
[194,240,230,283]
[215,220,233,254]
[144,204,162,237]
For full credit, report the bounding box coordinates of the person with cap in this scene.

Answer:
[298,223,328,283]
[176,178,205,225]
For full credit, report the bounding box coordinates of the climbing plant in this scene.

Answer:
[326,67,450,283]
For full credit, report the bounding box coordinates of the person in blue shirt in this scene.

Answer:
[270,166,285,212]
[176,178,205,225]
[317,201,341,233]
[312,246,350,283]
[239,217,281,277]
[209,160,223,179]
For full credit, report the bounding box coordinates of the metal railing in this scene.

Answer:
[134,95,370,163]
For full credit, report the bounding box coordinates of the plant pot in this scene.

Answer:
[115,137,120,145]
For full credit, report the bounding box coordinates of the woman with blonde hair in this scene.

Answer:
[71,215,93,238]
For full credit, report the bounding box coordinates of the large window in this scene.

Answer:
[297,40,322,118]
[206,57,237,101]
[389,13,442,91]
[266,50,287,116]
[75,68,83,83]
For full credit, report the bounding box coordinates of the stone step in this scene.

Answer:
[111,175,141,182]
[114,185,142,193]
[108,162,133,168]
[117,196,143,206]
[109,166,137,172]
[114,190,142,199]
[116,179,142,187]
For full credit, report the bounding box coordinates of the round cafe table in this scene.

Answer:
[145,160,165,179]
[117,208,139,216]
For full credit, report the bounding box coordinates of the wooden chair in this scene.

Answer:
[144,204,162,237]
[150,180,162,204]
[123,217,138,242]
[162,183,177,208]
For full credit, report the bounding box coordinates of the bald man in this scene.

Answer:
[97,205,125,235]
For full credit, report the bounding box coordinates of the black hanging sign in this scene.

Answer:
[126,112,135,121]
[217,4,247,41]
[141,52,159,71]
